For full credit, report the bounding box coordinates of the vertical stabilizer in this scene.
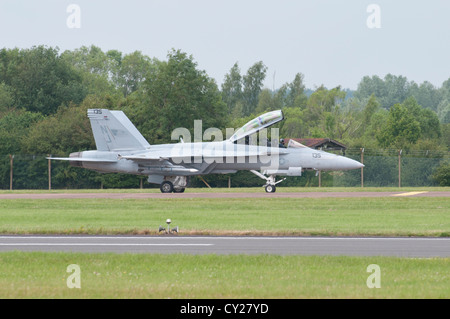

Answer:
[87,109,150,151]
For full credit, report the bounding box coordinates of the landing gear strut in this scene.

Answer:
[250,170,286,193]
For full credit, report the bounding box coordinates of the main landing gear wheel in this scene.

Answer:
[265,184,276,193]
[173,187,185,193]
[160,181,174,193]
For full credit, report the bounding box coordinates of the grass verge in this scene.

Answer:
[0,196,448,237]
[0,252,448,299]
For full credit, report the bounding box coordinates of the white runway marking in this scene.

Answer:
[0,243,212,246]
[1,236,448,240]
[0,236,448,256]
[391,191,429,197]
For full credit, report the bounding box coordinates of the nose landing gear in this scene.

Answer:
[250,170,286,193]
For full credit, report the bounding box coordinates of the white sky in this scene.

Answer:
[0,0,449,90]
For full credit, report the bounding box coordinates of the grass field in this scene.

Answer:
[0,187,448,299]
[0,189,448,236]
[0,252,448,299]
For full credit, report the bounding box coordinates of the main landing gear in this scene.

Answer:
[160,176,188,193]
[160,181,185,193]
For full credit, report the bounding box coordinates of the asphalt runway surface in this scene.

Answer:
[0,190,448,199]
[0,236,449,257]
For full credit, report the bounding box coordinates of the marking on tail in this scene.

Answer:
[88,109,150,152]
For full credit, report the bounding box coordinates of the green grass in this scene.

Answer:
[0,186,449,193]
[0,196,448,236]
[0,252,448,298]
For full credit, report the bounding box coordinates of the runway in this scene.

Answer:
[0,236,448,257]
[0,190,448,199]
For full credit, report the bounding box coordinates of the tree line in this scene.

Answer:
[0,45,449,188]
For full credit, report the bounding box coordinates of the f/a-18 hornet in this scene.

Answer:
[49,109,364,193]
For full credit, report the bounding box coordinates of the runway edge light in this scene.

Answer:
[158,219,179,234]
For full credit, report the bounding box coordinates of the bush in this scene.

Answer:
[432,161,450,186]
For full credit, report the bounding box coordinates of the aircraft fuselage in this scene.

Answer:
[72,141,362,176]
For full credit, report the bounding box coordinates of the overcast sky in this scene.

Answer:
[0,0,449,90]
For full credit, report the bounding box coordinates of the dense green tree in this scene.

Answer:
[354,75,386,104]
[410,81,442,111]
[383,74,411,107]
[62,45,116,77]
[123,49,226,144]
[431,161,450,186]
[115,51,154,97]
[362,94,380,126]
[221,62,242,115]
[437,99,450,123]
[0,46,86,114]
[303,85,328,128]
[402,97,441,139]
[0,82,14,112]
[279,107,305,138]
[242,61,267,116]
[440,123,450,149]
[0,109,43,155]
[359,110,389,148]
[254,73,306,115]
[285,73,307,108]
[306,85,346,113]
[61,45,119,96]
[348,95,386,147]
[254,89,273,115]
[440,78,450,101]
[376,103,421,148]
[0,48,19,86]
[21,102,96,155]
[355,74,412,109]
[300,85,347,137]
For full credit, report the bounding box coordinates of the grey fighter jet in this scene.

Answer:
[49,109,364,193]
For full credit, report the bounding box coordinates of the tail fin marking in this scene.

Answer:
[87,109,150,152]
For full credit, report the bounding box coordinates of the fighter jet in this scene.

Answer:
[49,109,364,193]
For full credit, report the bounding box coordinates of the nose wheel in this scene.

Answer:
[265,184,276,193]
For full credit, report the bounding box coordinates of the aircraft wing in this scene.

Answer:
[120,144,288,163]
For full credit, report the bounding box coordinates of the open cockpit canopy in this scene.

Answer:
[229,110,284,143]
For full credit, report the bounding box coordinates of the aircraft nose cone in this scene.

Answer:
[336,156,364,170]
[346,158,364,170]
